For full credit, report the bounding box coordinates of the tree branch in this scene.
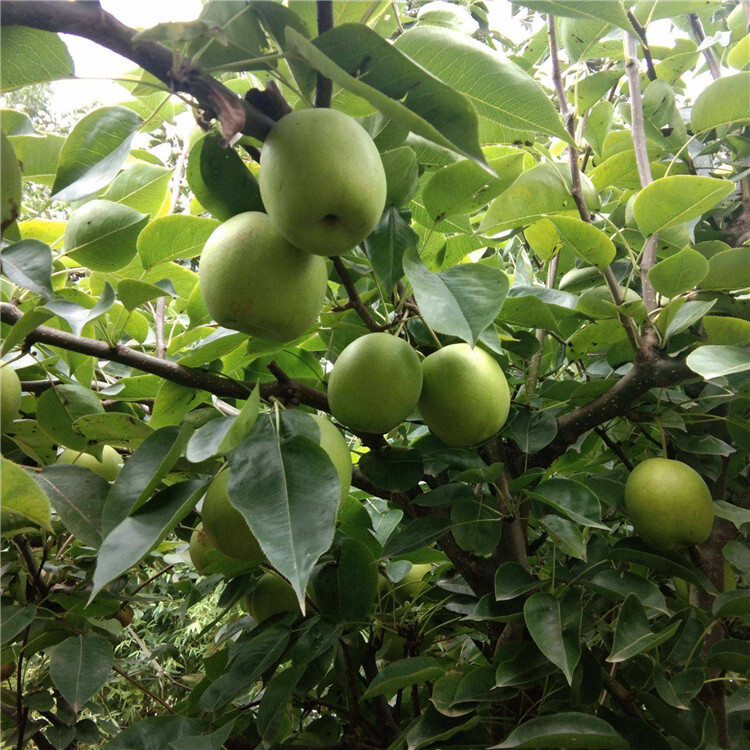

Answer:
[1,302,329,412]
[687,12,721,80]
[332,258,390,333]
[626,10,657,81]
[624,32,659,313]
[315,0,334,107]
[1,0,275,140]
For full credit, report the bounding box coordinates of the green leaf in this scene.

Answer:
[648,247,709,297]
[361,657,443,699]
[7,133,64,186]
[586,570,668,614]
[518,0,632,29]
[106,718,207,750]
[1,307,53,356]
[633,176,734,236]
[37,385,104,451]
[713,590,750,618]
[64,200,148,273]
[528,477,607,529]
[451,496,502,556]
[423,151,526,221]
[583,100,614,156]
[44,282,115,338]
[548,216,615,270]
[287,25,485,166]
[49,634,113,712]
[227,425,340,609]
[686,345,750,380]
[137,215,220,268]
[394,26,571,144]
[494,642,556,688]
[707,640,750,672]
[699,247,750,291]
[691,73,750,133]
[663,298,715,341]
[117,279,173,311]
[608,594,681,662]
[37,466,109,548]
[609,538,716,592]
[102,164,172,215]
[403,247,509,346]
[185,133,263,221]
[537,515,587,561]
[102,425,191,535]
[92,480,206,600]
[382,516,452,557]
[509,411,558,454]
[0,27,73,92]
[1,603,37,644]
[52,106,144,202]
[150,381,206,429]
[72,413,153,449]
[0,240,54,301]
[185,387,260,463]
[363,207,418,291]
[380,147,419,208]
[200,623,292,711]
[170,722,235,750]
[714,499,750,529]
[492,712,628,749]
[406,706,480,750]
[523,592,581,685]
[480,162,600,233]
[495,562,539,601]
[703,316,750,346]
[359,447,423,492]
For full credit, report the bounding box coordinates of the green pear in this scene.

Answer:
[394,563,432,603]
[1,366,22,432]
[259,108,387,256]
[57,445,123,482]
[624,458,714,551]
[245,571,299,624]
[310,413,352,507]
[328,333,422,434]
[1,132,22,232]
[199,211,327,342]
[188,523,216,575]
[418,344,510,447]
[201,468,266,562]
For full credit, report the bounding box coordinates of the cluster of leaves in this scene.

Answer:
[1,1,749,749]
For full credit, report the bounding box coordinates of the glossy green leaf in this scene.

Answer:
[363,207,418,291]
[64,200,148,273]
[493,712,628,749]
[395,26,570,144]
[92,480,206,599]
[608,594,681,662]
[361,657,443,699]
[703,316,750,346]
[633,176,734,236]
[691,73,750,133]
[548,216,615,270]
[528,477,607,529]
[537,515,587,561]
[495,562,539,601]
[380,146,419,208]
[49,634,113,712]
[609,538,716,592]
[648,247,709,297]
[137,215,220,268]
[7,133,64,186]
[404,247,509,346]
[72,412,154,448]
[102,425,191,535]
[1,603,37,644]
[707,640,750,672]
[509,411,558,454]
[102,164,172,215]
[227,423,340,609]
[37,385,104,451]
[118,279,173,311]
[0,240,54,301]
[662,298,715,341]
[37,466,109,548]
[686,345,750,380]
[523,592,581,685]
[494,642,556,688]
[0,27,73,92]
[713,589,750,618]
[451,496,502,556]
[481,162,600,232]
[360,447,423,492]
[288,25,485,165]
[382,516,451,558]
[106,718,207,750]
[698,247,750,291]
[587,570,668,614]
[52,106,143,202]
[583,100,614,156]
[0,457,52,531]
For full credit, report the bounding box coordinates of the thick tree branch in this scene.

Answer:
[1,302,329,412]
[1,0,275,140]
[315,0,334,107]
[624,33,659,313]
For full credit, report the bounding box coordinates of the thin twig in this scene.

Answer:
[687,12,721,80]
[624,33,658,313]
[627,10,657,81]
[332,257,390,332]
[594,427,635,471]
[112,665,176,714]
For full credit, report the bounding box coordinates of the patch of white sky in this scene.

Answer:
[46,1,711,140]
